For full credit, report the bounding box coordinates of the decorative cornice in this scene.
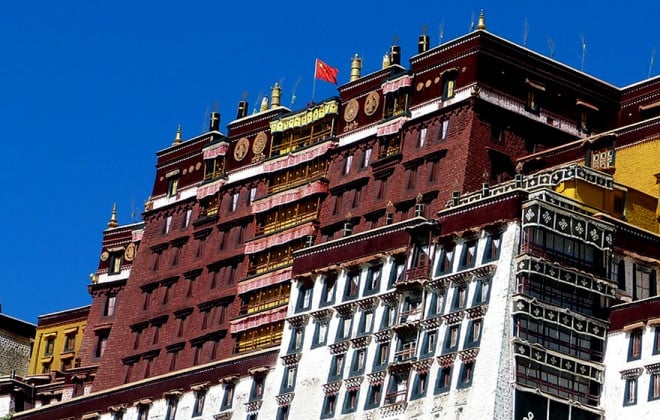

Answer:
[275,392,295,407]
[437,353,457,368]
[413,359,433,374]
[287,314,309,328]
[356,297,379,311]
[351,336,372,349]
[322,381,342,395]
[310,309,333,322]
[335,302,357,317]
[466,305,488,320]
[380,401,408,417]
[645,363,660,375]
[458,348,479,364]
[280,353,302,368]
[367,371,387,385]
[328,341,350,355]
[344,376,364,391]
[244,399,263,415]
[620,368,644,379]
[374,329,393,343]
[443,311,464,326]
[421,317,443,330]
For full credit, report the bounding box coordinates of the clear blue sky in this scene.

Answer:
[1,1,658,323]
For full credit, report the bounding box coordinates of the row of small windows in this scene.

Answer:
[319,361,475,418]
[294,233,500,314]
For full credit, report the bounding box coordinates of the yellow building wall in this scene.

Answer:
[612,138,660,198]
[28,318,87,375]
[555,178,658,233]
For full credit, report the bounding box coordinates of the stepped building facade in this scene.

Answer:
[7,12,660,420]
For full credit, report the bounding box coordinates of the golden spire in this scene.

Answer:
[108,203,118,228]
[172,124,182,145]
[260,96,269,112]
[350,54,362,82]
[270,83,281,109]
[477,9,486,30]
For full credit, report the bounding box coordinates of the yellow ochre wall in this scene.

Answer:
[612,138,660,199]
[28,318,87,375]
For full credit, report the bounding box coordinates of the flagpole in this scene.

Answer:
[312,59,317,104]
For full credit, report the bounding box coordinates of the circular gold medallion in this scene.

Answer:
[234,137,249,161]
[100,251,109,262]
[253,132,267,154]
[364,91,380,116]
[343,99,359,122]
[124,243,136,262]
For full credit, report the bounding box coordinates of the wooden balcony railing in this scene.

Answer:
[394,343,417,362]
[255,211,317,236]
[239,295,289,316]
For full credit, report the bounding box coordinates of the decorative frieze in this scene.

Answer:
[443,311,464,326]
[244,400,262,415]
[620,368,644,379]
[466,305,487,320]
[458,348,479,364]
[275,392,295,407]
[374,329,393,343]
[367,371,387,385]
[522,199,614,250]
[335,302,357,317]
[437,353,457,368]
[380,401,408,417]
[344,376,364,391]
[328,341,350,355]
[287,314,309,328]
[645,363,660,375]
[413,359,433,374]
[281,353,302,368]
[513,338,603,382]
[351,336,371,349]
[322,381,342,395]
[421,317,442,330]
[512,295,608,339]
[310,309,333,322]
[356,297,378,311]
[516,255,616,298]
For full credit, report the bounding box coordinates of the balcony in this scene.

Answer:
[402,264,431,284]
[270,125,332,158]
[521,241,606,278]
[239,293,289,316]
[393,342,417,363]
[255,209,318,237]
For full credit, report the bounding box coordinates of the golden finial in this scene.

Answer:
[108,203,118,228]
[382,52,391,69]
[172,124,182,145]
[350,54,362,82]
[260,96,269,112]
[270,83,281,109]
[477,9,486,30]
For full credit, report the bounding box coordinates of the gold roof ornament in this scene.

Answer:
[477,9,486,30]
[108,203,118,228]
[382,52,391,69]
[350,54,362,82]
[260,96,269,112]
[172,124,182,145]
[271,83,281,109]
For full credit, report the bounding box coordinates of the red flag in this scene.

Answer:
[315,59,339,84]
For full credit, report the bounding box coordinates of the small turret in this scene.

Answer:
[270,83,281,109]
[350,54,362,81]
